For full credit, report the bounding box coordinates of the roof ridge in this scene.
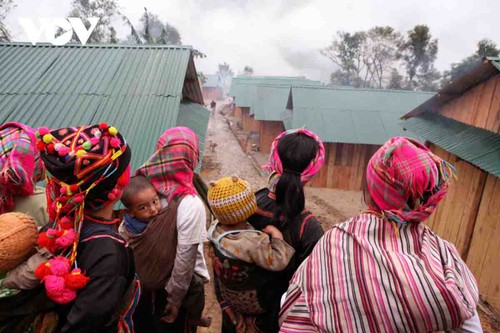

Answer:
[0,42,193,50]
[292,85,435,95]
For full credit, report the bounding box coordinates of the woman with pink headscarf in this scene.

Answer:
[0,122,47,226]
[279,137,481,332]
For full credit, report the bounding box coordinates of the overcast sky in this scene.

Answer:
[5,0,499,82]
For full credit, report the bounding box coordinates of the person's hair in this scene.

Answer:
[121,175,155,208]
[272,132,319,225]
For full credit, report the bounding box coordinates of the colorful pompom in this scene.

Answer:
[82,141,92,150]
[99,123,108,130]
[38,232,57,253]
[48,257,71,276]
[107,193,116,201]
[58,146,70,157]
[35,262,52,281]
[76,150,86,158]
[55,229,76,248]
[90,137,99,145]
[47,144,55,153]
[110,137,121,148]
[64,269,90,290]
[38,127,50,136]
[73,193,84,204]
[36,141,46,151]
[69,184,79,193]
[42,134,54,144]
[108,126,118,136]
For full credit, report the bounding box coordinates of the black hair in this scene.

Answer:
[121,175,155,208]
[272,132,319,226]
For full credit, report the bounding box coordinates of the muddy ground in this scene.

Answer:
[197,103,499,333]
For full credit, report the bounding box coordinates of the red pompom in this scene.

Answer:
[38,232,57,253]
[47,144,55,153]
[99,123,108,130]
[35,262,52,281]
[64,269,90,290]
[69,185,79,193]
[36,141,46,151]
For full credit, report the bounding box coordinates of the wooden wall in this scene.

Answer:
[247,115,261,133]
[234,106,243,119]
[259,121,285,153]
[202,87,223,102]
[439,73,500,133]
[308,142,379,190]
[241,108,250,130]
[466,174,500,311]
[426,144,500,312]
[426,145,487,256]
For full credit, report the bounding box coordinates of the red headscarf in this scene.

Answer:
[137,127,199,202]
[0,122,45,214]
[366,136,456,224]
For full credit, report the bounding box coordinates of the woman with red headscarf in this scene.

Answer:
[279,137,480,332]
[0,122,47,225]
[133,127,210,333]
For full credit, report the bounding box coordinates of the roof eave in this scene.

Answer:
[402,57,500,120]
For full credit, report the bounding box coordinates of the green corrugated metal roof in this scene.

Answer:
[229,76,321,110]
[176,102,211,173]
[0,43,207,171]
[402,112,500,177]
[287,86,434,144]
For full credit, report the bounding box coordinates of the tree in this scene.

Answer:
[0,0,14,42]
[363,26,403,88]
[61,0,123,44]
[321,27,402,88]
[387,68,404,90]
[400,25,440,91]
[321,31,367,87]
[139,8,181,45]
[441,39,499,87]
[217,62,234,95]
[243,66,254,76]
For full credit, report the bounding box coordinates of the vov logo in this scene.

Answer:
[18,17,100,46]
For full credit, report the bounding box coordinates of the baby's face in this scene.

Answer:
[128,187,161,222]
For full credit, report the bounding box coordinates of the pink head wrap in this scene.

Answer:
[137,127,199,202]
[0,122,45,214]
[265,128,325,193]
[366,136,456,224]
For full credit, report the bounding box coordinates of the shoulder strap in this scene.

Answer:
[80,234,127,245]
[299,211,315,240]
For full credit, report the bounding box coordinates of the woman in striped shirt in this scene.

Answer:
[279,137,481,333]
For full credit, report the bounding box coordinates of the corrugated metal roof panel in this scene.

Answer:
[404,57,500,119]
[289,86,432,144]
[229,76,321,109]
[401,112,500,177]
[176,102,211,173]
[0,43,205,171]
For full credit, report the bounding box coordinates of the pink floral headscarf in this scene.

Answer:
[265,128,325,193]
[137,127,199,202]
[366,136,456,224]
[0,122,45,214]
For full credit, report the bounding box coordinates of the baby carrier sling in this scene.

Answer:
[208,224,281,315]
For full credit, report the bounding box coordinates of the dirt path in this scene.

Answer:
[197,103,499,332]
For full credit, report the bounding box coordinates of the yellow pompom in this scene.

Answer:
[108,127,118,136]
[42,134,53,144]
[76,150,86,158]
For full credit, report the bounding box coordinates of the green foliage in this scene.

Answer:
[64,0,122,44]
[400,25,440,91]
[139,8,182,45]
[0,0,15,42]
[243,65,254,76]
[441,39,499,87]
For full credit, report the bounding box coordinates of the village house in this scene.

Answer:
[284,85,434,190]
[0,43,210,171]
[201,74,223,104]
[402,57,500,312]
